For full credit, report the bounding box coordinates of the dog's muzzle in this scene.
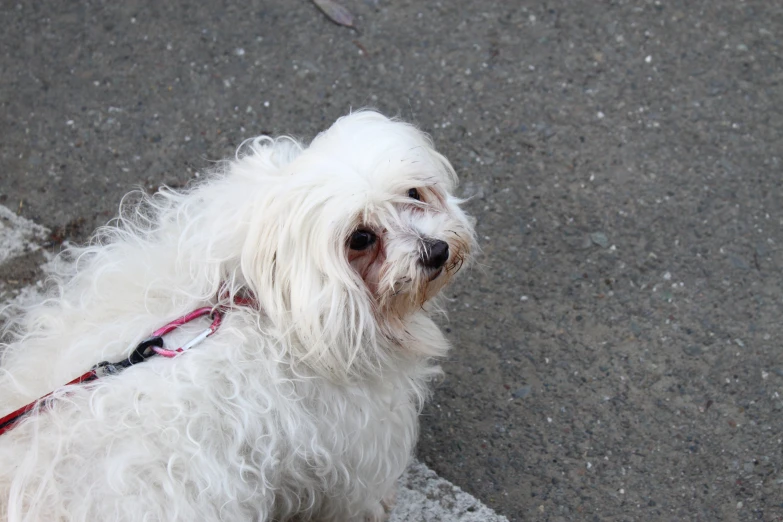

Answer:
[420,239,449,270]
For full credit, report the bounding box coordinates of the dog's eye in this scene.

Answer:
[349,230,377,251]
[407,188,421,201]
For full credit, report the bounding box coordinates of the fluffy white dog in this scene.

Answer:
[0,111,475,521]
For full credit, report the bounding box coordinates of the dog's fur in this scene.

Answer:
[0,111,475,521]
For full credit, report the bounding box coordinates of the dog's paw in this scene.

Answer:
[361,508,389,522]
[357,488,396,521]
[380,487,397,514]
[348,498,393,522]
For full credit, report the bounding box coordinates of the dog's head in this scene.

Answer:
[235,111,475,378]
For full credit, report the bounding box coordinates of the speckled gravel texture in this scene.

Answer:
[391,460,508,521]
[2,1,782,520]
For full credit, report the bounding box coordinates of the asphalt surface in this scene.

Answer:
[1,1,783,520]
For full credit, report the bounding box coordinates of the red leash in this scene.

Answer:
[0,371,101,436]
[0,293,256,436]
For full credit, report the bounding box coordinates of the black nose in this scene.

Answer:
[421,239,449,269]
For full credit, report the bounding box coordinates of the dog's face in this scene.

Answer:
[343,172,472,318]
[239,111,475,377]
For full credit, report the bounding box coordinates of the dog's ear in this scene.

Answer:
[239,185,385,381]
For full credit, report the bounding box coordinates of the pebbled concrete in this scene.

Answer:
[391,460,508,522]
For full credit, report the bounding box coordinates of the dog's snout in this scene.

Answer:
[421,240,449,269]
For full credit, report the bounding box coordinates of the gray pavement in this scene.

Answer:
[1,1,783,520]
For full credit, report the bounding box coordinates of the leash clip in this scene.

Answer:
[0,289,255,437]
[92,336,163,377]
[147,308,223,358]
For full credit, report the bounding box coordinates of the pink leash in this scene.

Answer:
[0,292,255,436]
[149,307,222,358]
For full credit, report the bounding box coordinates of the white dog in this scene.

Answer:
[0,111,475,521]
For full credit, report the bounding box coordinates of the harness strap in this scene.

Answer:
[0,292,255,436]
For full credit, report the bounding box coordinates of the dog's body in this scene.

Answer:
[0,111,474,521]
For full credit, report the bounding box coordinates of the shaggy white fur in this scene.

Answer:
[0,111,475,522]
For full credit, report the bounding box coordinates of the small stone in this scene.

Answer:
[512,386,532,399]
[729,255,750,270]
[590,232,609,248]
[683,345,702,357]
[630,322,642,336]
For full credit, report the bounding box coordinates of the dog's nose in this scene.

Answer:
[421,240,449,269]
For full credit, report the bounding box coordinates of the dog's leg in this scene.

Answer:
[348,485,396,522]
[380,486,397,513]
